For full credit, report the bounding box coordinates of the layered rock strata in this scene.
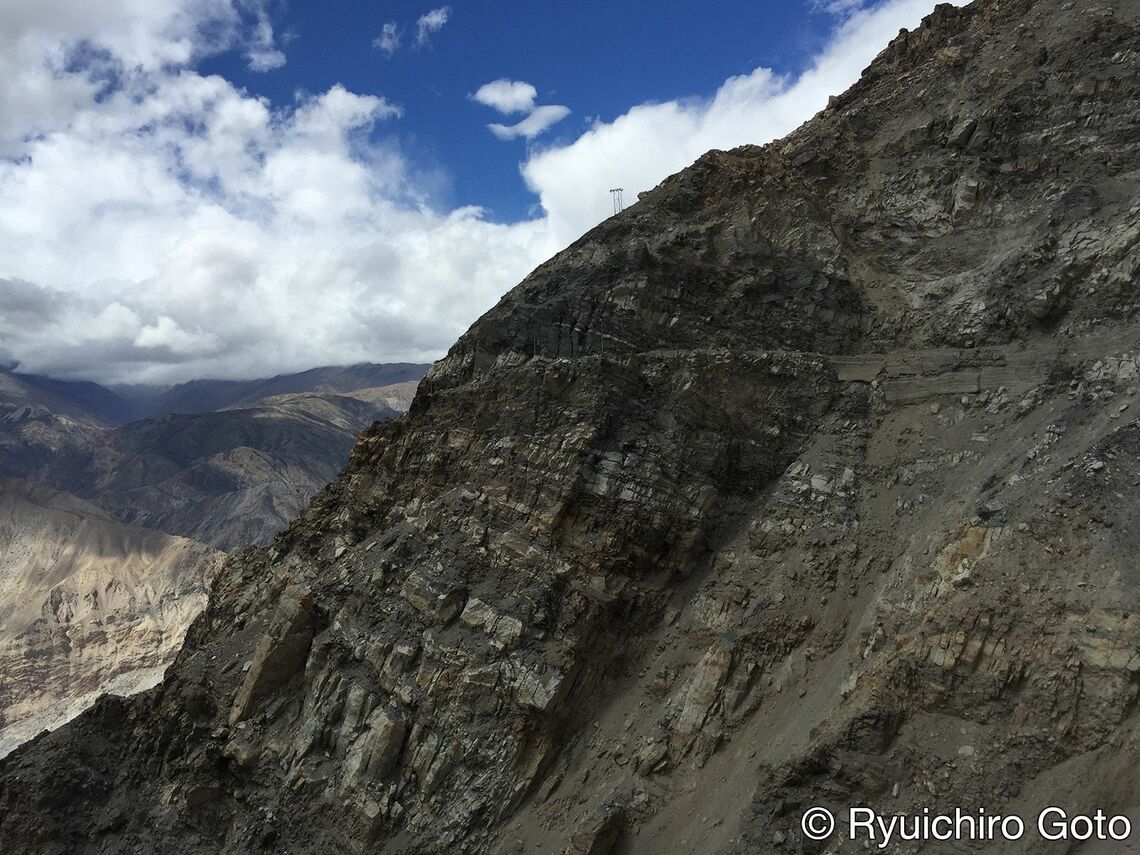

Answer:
[1,0,1138,853]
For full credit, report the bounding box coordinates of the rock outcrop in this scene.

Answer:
[1,0,1138,852]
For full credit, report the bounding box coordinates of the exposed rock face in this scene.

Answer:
[1,0,1139,853]
[0,479,223,759]
[229,585,316,725]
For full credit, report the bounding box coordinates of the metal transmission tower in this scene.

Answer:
[610,188,624,215]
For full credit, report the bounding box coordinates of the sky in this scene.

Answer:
[0,0,959,385]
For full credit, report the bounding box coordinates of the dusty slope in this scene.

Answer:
[0,479,223,759]
[0,1,1138,853]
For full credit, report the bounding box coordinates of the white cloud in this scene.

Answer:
[415,7,450,48]
[489,105,572,141]
[0,1,559,383]
[0,74,560,382]
[0,0,284,157]
[374,22,401,57]
[472,79,538,115]
[247,16,286,71]
[811,0,872,14]
[521,0,959,242]
[473,79,569,141]
[0,0,958,385]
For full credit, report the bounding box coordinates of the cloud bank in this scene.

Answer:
[0,0,956,384]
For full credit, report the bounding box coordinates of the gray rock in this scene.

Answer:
[4,3,1140,855]
[230,585,315,724]
[947,117,978,148]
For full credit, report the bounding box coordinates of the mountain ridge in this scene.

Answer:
[1,364,430,549]
[1,362,430,426]
[1,1,1137,852]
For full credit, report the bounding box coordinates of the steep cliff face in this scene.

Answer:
[1,0,1138,852]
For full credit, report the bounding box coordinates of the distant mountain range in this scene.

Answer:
[0,363,428,547]
[114,362,428,421]
[5,362,428,426]
[0,361,429,757]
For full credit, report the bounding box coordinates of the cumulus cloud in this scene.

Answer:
[0,0,957,384]
[473,79,569,141]
[0,72,559,382]
[472,79,538,115]
[0,0,285,158]
[374,22,401,57]
[489,105,572,141]
[246,13,286,71]
[415,7,451,48]
[0,0,559,384]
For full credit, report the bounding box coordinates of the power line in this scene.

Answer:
[610,187,624,215]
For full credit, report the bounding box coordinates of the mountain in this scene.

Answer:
[0,372,130,425]
[0,365,427,760]
[93,390,412,549]
[0,479,224,759]
[1,362,429,424]
[1,0,1137,852]
[0,364,430,548]
[0,374,106,485]
[140,363,429,417]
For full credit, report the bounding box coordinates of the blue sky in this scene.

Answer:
[201,0,847,221]
[0,0,954,383]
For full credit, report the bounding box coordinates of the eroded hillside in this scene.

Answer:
[0,479,223,758]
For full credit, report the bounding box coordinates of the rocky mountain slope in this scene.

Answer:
[0,479,224,759]
[0,367,425,760]
[1,0,1137,852]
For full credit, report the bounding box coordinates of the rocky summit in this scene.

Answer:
[1,0,1138,852]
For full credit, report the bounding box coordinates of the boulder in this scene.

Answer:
[230,585,315,724]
